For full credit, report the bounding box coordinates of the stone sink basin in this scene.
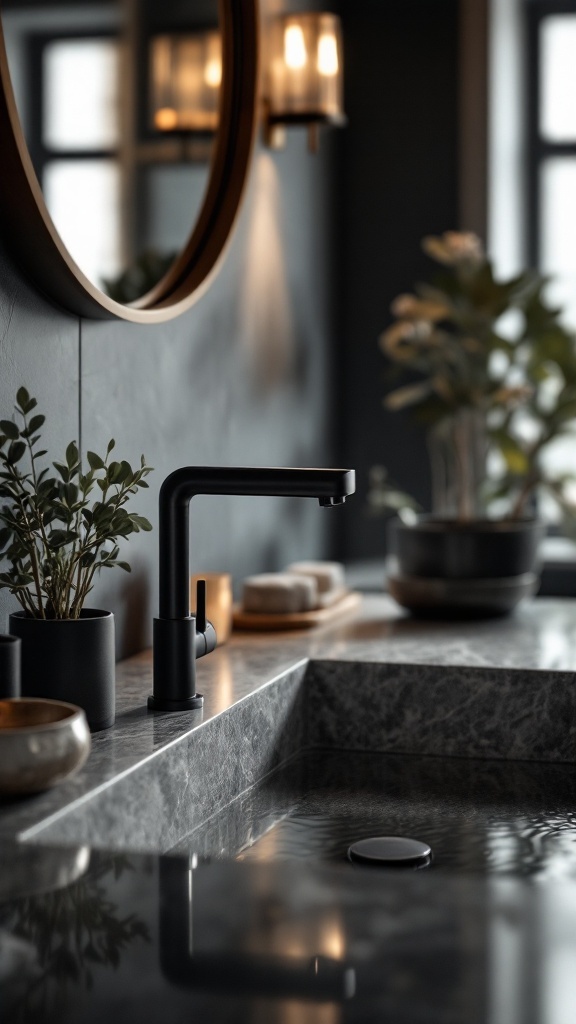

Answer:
[171,747,576,880]
[7,595,576,883]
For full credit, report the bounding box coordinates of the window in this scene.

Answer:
[525,2,576,531]
[527,3,576,328]
[28,34,122,287]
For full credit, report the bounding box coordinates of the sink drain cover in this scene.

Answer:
[347,836,432,868]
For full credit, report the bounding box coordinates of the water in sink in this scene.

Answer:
[170,749,576,879]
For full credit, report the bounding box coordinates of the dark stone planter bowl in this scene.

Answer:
[388,517,545,580]
[8,609,115,732]
[386,517,545,618]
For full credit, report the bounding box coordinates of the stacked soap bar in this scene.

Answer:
[241,574,317,614]
[242,561,345,614]
[286,561,345,608]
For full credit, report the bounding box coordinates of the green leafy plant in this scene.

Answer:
[102,248,176,303]
[0,387,153,619]
[374,232,576,524]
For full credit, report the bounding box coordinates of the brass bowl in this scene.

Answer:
[0,698,91,794]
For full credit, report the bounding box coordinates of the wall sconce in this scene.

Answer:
[150,32,222,133]
[264,12,345,153]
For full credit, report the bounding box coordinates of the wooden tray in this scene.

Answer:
[232,590,362,632]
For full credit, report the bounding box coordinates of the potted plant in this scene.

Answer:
[371,232,576,614]
[0,388,153,729]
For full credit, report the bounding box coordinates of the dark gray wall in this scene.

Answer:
[0,0,467,652]
[0,61,337,657]
[336,0,460,560]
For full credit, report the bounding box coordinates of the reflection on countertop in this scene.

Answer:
[3,838,576,1023]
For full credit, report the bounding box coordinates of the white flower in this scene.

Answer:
[379,319,433,360]
[422,231,484,266]
[390,293,450,321]
[384,381,433,410]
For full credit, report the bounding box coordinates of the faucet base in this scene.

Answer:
[147,693,204,712]
[152,616,207,711]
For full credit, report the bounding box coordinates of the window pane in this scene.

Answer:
[538,157,576,520]
[142,164,210,253]
[540,158,576,328]
[43,39,119,150]
[43,160,122,287]
[540,15,576,142]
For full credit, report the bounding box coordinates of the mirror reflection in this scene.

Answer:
[2,0,221,301]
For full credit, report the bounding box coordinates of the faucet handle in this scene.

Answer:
[195,578,207,633]
[194,578,217,659]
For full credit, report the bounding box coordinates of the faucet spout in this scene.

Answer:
[149,466,355,713]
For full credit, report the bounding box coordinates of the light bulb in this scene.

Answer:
[284,24,307,69]
[317,33,338,76]
[155,107,178,130]
[204,57,221,88]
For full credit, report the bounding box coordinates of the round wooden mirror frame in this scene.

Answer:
[0,0,259,323]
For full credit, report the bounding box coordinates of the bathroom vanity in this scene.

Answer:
[3,594,576,1022]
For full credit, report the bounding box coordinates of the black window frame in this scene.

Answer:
[526,0,576,268]
[25,29,119,188]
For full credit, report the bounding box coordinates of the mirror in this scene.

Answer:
[0,0,258,322]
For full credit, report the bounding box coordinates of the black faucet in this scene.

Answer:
[149,466,355,712]
[158,857,357,1001]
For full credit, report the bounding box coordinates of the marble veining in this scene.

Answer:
[2,596,576,853]
[306,595,576,671]
[3,597,576,1024]
[306,660,576,762]
[17,662,307,852]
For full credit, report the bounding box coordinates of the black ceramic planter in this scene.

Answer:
[388,516,545,580]
[8,609,115,732]
[0,634,21,698]
[386,517,545,617]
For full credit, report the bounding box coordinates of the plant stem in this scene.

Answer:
[455,412,473,521]
[16,583,37,616]
[21,414,56,615]
[11,486,45,617]
[511,472,538,519]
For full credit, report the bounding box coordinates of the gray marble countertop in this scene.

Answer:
[7,836,576,1024]
[4,595,576,1023]
[2,594,576,847]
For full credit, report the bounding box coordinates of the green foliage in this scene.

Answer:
[379,232,576,524]
[7,854,150,1017]
[101,249,177,303]
[0,388,153,619]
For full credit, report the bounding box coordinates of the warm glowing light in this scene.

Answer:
[151,32,221,133]
[154,106,178,130]
[321,920,346,959]
[266,12,345,149]
[284,24,307,69]
[204,57,222,88]
[317,33,338,76]
[211,658,234,715]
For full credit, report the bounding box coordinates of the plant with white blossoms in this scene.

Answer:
[371,232,576,525]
